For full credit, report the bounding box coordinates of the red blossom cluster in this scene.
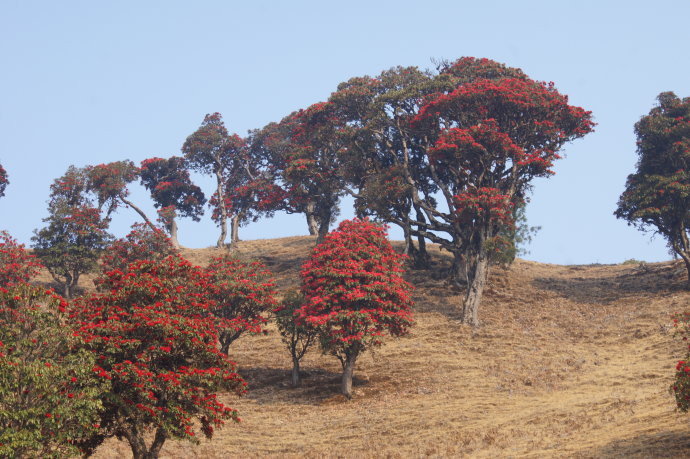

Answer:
[0,231,42,287]
[99,223,177,277]
[453,187,515,227]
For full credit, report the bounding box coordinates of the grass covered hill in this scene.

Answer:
[62,236,690,458]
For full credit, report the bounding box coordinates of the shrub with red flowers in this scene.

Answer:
[204,255,277,354]
[298,218,414,398]
[615,92,690,286]
[0,163,8,199]
[0,283,106,458]
[0,230,42,287]
[71,254,246,458]
[99,223,177,277]
[140,156,206,248]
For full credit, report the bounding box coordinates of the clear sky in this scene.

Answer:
[1,0,688,264]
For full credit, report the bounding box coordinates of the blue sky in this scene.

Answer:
[1,0,688,264]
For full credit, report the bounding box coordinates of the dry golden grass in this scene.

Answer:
[63,236,690,458]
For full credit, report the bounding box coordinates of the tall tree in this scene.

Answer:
[615,92,690,284]
[139,157,206,248]
[182,113,248,247]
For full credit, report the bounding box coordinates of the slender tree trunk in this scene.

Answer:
[216,171,228,249]
[414,208,430,267]
[230,214,241,243]
[168,219,180,249]
[306,201,318,236]
[291,356,301,386]
[402,221,415,257]
[341,352,358,399]
[63,282,71,299]
[119,194,157,232]
[461,236,489,327]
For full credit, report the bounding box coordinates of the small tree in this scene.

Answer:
[71,255,246,459]
[0,283,106,458]
[0,163,8,199]
[0,231,42,287]
[615,92,690,286]
[204,255,277,354]
[298,218,414,398]
[32,204,112,298]
[140,157,206,248]
[99,223,177,276]
[274,290,317,386]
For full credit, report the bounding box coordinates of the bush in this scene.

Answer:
[275,290,317,386]
[0,231,42,287]
[99,223,177,276]
[0,283,105,458]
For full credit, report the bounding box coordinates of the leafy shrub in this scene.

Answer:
[275,290,317,386]
[0,231,42,287]
[99,223,177,276]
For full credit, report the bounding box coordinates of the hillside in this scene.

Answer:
[79,236,690,458]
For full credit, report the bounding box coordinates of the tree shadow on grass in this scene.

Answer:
[577,430,690,458]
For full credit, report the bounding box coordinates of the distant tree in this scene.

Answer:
[0,284,106,458]
[139,157,206,248]
[182,113,250,247]
[99,223,177,277]
[0,163,8,199]
[615,92,690,285]
[0,231,42,287]
[274,290,317,386]
[298,219,414,398]
[71,255,246,458]
[86,161,157,230]
[32,167,112,298]
[204,255,277,354]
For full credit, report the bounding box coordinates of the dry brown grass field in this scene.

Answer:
[41,236,690,457]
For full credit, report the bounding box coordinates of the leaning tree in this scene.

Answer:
[615,92,690,285]
[139,156,206,248]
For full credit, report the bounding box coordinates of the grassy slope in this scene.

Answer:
[78,236,690,458]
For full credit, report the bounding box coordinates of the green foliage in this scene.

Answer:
[615,92,690,281]
[274,290,317,384]
[0,284,105,458]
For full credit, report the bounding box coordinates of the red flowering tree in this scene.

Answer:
[71,255,246,458]
[0,231,42,287]
[298,218,414,398]
[139,157,206,248]
[260,102,349,242]
[182,113,250,247]
[0,283,106,458]
[99,223,177,277]
[398,57,593,326]
[615,92,690,285]
[204,255,277,354]
[86,161,157,230]
[0,163,8,199]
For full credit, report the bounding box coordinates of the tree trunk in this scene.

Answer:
[461,240,489,327]
[216,172,228,249]
[316,209,332,244]
[119,194,158,232]
[230,214,241,243]
[341,352,358,399]
[413,208,430,267]
[122,426,167,459]
[168,219,180,249]
[291,356,301,386]
[306,202,318,236]
[63,282,71,299]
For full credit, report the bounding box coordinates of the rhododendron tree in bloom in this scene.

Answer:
[394,57,593,326]
[71,255,247,458]
[86,160,158,230]
[182,113,250,247]
[299,218,414,398]
[99,223,177,277]
[615,92,690,286]
[0,284,106,458]
[140,156,206,248]
[0,231,42,287]
[204,254,277,354]
[0,163,8,199]
[32,167,113,298]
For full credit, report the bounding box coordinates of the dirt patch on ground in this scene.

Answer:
[81,236,690,458]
